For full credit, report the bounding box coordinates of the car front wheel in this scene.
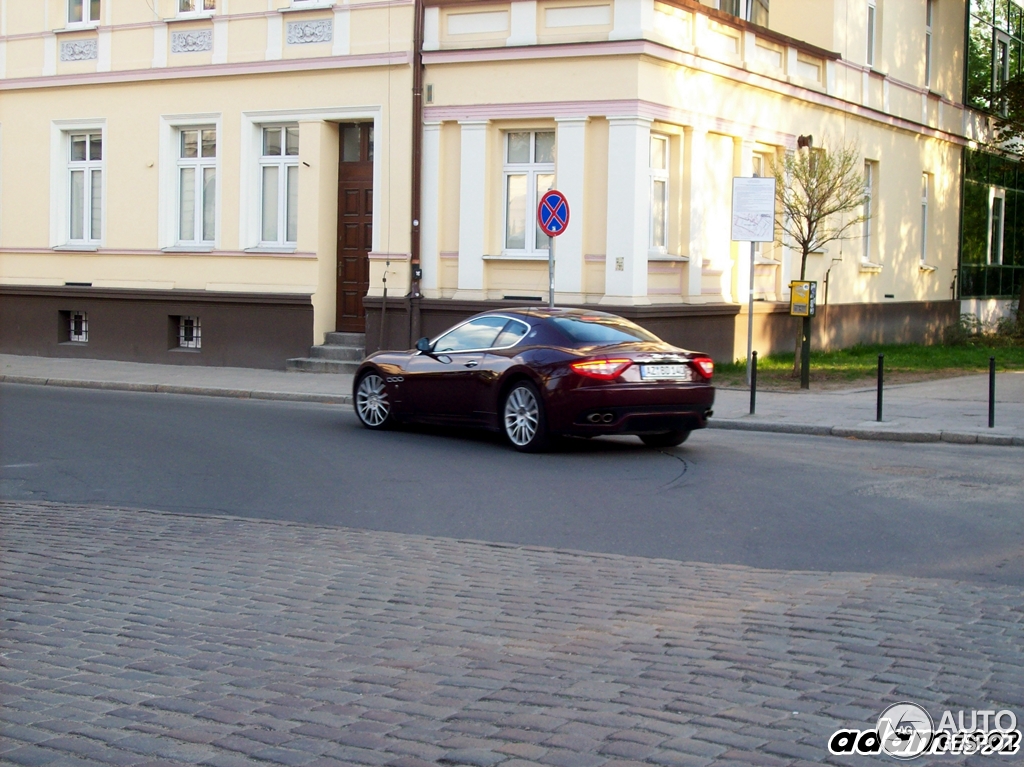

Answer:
[354,372,394,430]
[502,381,548,452]
[639,430,690,448]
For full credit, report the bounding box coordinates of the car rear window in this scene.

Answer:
[550,316,660,345]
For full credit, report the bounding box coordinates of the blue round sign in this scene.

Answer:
[537,190,570,237]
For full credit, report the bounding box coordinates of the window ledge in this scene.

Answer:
[486,253,550,261]
[166,13,216,24]
[53,244,100,252]
[55,23,100,34]
[648,253,690,262]
[280,2,336,13]
[245,246,298,254]
[163,245,215,253]
[918,263,938,273]
[859,261,883,273]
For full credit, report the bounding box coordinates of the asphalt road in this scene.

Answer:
[2,383,1023,586]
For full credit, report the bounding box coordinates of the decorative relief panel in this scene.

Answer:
[171,30,214,53]
[60,39,98,62]
[286,19,333,44]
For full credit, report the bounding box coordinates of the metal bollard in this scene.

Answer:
[989,357,996,428]
[876,354,884,422]
[750,351,757,415]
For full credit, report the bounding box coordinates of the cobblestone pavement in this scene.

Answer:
[2,502,1023,767]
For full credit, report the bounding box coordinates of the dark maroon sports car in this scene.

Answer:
[352,307,715,452]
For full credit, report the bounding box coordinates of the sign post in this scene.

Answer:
[789,280,817,389]
[537,189,570,309]
[731,177,776,386]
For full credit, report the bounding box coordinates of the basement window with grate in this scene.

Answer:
[178,316,202,349]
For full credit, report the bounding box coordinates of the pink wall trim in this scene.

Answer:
[0,51,410,91]
[424,39,968,145]
[0,247,317,259]
[439,251,460,259]
[368,252,412,261]
[584,254,606,262]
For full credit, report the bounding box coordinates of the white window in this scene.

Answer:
[503,131,555,254]
[177,128,217,245]
[920,173,930,263]
[988,188,1006,265]
[179,0,215,14]
[260,126,299,246]
[178,316,202,349]
[649,135,669,252]
[69,311,88,343]
[68,0,100,24]
[867,1,877,67]
[863,161,875,262]
[68,132,103,244]
[925,0,934,87]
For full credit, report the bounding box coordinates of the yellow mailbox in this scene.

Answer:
[790,281,817,317]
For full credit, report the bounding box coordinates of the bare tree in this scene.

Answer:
[770,139,868,375]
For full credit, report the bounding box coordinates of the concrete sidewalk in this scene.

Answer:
[2,353,1022,446]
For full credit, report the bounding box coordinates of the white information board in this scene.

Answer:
[731,177,776,242]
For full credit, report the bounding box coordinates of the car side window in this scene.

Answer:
[492,319,529,349]
[433,316,508,352]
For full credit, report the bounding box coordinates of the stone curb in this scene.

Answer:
[0,374,352,406]
[709,419,1023,447]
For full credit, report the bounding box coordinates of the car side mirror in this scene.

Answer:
[415,337,432,353]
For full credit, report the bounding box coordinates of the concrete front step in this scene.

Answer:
[309,344,363,361]
[286,357,361,374]
[324,332,366,346]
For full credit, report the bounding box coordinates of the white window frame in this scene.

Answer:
[50,119,106,249]
[69,311,88,343]
[258,125,300,248]
[924,0,934,87]
[158,114,221,251]
[67,0,101,26]
[67,132,104,245]
[649,134,670,254]
[863,161,875,263]
[988,187,1006,266]
[176,126,218,247]
[239,108,381,253]
[502,130,556,257]
[178,316,202,349]
[867,0,877,68]
[920,172,930,264]
[178,0,216,18]
[751,152,772,257]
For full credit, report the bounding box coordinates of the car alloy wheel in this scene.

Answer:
[503,381,547,451]
[355,373,392,429]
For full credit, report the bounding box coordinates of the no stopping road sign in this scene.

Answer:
[538,190,570,237]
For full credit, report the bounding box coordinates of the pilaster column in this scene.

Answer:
[212,16,229,64]
[682,124,707,300]
[332,6,350,56]
[554,117,588,298]
[420,121,443,294]
[609,0,654,41]
[456,121,489,296]
[507,1,537,46]
[266,13,283,61]
[601,116,651,304]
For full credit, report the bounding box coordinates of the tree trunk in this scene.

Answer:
[1017,275,1024,335]
[792,250,810,375]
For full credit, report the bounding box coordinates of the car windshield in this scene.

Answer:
[550,315,660,345]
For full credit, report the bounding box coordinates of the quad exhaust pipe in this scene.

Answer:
[587,412,615,423]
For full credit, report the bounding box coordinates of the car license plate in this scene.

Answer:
[640,364,692,381]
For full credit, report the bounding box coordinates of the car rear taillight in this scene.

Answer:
[570,358,633,380]
[691,356,714,379]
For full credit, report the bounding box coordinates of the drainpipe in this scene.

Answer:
[409,0,425,346]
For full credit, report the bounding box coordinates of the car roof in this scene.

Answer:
[480,307,624,322]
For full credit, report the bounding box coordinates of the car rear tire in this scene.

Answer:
[502,381,548,452]
[639,430,690,448]
[354,372,395,430]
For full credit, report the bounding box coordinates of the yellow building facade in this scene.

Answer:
[0,0,969,366]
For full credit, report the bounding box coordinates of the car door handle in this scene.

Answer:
[464,360,478,368]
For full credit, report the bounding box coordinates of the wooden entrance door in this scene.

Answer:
[336,124,374,332]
